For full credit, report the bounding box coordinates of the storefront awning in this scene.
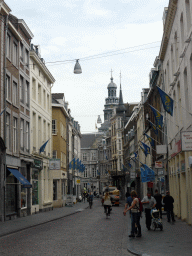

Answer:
[7,168,32,188]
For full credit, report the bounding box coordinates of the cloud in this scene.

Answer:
[83,0,111,17]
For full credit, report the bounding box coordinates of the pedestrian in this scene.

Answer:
[103,192,112,216]
[83,192,86,203]
[163,191,175,222]
[124,190,142,238]
[154,189,162,219]
[141,191,156,230]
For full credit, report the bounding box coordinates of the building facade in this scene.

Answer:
[30,44,55,214]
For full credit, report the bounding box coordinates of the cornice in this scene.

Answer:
[18,19,34,39]
[52,103,69,118]
[159,0,178,60]
[8,21,22,41]
[0,1,11,15]
[30,51,55,83]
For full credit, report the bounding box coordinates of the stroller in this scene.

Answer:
[151,209,163,231]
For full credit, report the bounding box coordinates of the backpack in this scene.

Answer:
[136,197,143,212]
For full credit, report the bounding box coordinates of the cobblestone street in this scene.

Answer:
[0,199,132,256]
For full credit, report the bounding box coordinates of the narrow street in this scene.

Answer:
[0,199,132,256]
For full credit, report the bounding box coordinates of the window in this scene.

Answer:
[13,118,17,153]
[47,94,50,110]
[84,169,88,178]
[38,116,41,149]
[25,49,29,67]
[43,90,46,108]
[38,84,41,104]
[33,112,36,150]
[6,75,11,101]
[13,82,18,105]
[83,153,87,161]
[53,180,57,200]
[20,42,24,61]
[13,42,18,66]
[32,169,39,205]
[53,150,57,159]
[32,78,36,100]
[92,168,96,177]
[6,34,11,59]
[52,120,57,134]
[6,113,10,150]
[20,76,24,103]
[25,81,29,106]
[20,119,24,150]
[26,122,29,152]
[92,152,96,160]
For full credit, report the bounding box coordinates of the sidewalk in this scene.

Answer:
[127,213,192,256]
[0,201,89,238]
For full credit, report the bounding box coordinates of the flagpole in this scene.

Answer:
[147,119,172,140]
[144,134,162,145]
[148,103,179,128]
[156,86,192,115]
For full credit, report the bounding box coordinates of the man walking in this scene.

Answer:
[163,191,175,222]
[154,189,162,219]
[141,191,156,230]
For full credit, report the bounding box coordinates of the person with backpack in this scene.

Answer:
[123,190,142,238]
[141,191,156,230]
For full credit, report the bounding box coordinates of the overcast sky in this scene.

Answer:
[7,0,169,133]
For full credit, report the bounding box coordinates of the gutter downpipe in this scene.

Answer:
[4,15,8,221]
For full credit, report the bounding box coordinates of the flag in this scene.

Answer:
[143,164,155,181]
[127,162,132,168]
[149,105,163,129]
[144,133,155,147]
[151,122,158,135]
[141,142,150,155]
[71,158,75,170]
[157,87,173,116]
[39,139,49,153]
[0,106,7,117]
[140,145,148,157]
[69,162,72,169]
[134,152,138,158]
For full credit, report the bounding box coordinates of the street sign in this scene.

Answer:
[155,161,163,168]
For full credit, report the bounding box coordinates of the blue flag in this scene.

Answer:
[143,164,155,181]
[0,106,7,117]
[144,133,155,147]
[134,152,138,158]
[157,87,173,116]
[140,145,148,157]
[128,162,132,168]
[141,142,150,155]
[39,139,49,153]
[151,122,158,135]
[149,105,163,129]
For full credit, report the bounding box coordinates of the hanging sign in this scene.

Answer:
[155,161,163,168]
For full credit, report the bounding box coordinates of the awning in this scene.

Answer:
[7,168,32,188]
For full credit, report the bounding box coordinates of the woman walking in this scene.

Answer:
[103,192,112,216]
[124,190,142,237]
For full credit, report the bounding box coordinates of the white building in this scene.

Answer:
[159,0,192,224]
[30,44,55,214]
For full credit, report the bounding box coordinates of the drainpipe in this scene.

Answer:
[4,15,8,221]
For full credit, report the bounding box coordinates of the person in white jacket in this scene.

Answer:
[103,192,112,216]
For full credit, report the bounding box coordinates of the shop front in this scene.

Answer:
[31,158,43,214]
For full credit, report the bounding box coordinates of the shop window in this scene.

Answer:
[32,169,39,205]
[53,180,57,200]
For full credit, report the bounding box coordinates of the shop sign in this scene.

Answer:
[33,159,43,170]
[49,159,60,170]
[181,160,185,172]
[181,131,192,151]
[171,140,182,158]
[76,179,81,184]
[155,161,163,168]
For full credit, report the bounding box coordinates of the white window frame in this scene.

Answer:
[13,42,18,66]
[13,117,17,153]
[26,122,29,152]
[25,81,29,106]
[20,119,24,150]
[6,113,10,150]
[13,81,18,106]
[20,76,24,103]
[52,150,57,159]
[6,75,11,101]
[52,120,57,135]
[6,34,11,59]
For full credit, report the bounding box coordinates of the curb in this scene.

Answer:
[0,205,89,238]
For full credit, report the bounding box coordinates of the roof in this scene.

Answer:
[52,93,64,99]
[107,77,117,88]
[81,133,103,148]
